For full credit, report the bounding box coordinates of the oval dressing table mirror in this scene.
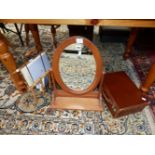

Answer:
[50,36,104,111]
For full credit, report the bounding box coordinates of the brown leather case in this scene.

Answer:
[102,71,148,118]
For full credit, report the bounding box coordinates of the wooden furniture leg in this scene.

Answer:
[26,24,43,52]
[123,28,139,59]
[51,25,57,48]
[0,33,26,92]
[141,63,155,92]
[14,23,24,46]
[25,24,30,46]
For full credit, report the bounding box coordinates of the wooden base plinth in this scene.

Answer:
[50,96,103,111]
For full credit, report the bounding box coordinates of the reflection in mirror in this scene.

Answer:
[59,43,96,91]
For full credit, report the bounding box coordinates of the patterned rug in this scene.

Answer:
[0,25,155,134]
[130,48,155,120]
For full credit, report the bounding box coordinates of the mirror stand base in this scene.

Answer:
[50,90,103,111]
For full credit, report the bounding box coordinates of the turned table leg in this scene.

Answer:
[26,24,43,52]
[123,28,139,59]
[141,63,155,92]
[0,35,26,92]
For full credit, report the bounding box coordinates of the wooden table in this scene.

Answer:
[1,19,155,27]
[0,19,155,92]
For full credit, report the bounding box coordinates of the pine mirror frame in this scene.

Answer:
[52,36,103,95]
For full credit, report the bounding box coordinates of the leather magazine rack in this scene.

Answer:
[102,71,148,118]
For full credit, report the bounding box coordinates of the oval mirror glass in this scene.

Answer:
[59,43,96,91]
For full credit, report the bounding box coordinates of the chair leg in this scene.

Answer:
[28,24,43,52]
[25,24,30,46]
[141,63,155,92]
[1,27,6,33]
[14,23,24,46]
[0,23,7,33]
[51,25,57,48]
[123,28,139,59]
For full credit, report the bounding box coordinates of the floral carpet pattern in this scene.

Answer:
[0,25,154,134]
[130,49,155,119]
